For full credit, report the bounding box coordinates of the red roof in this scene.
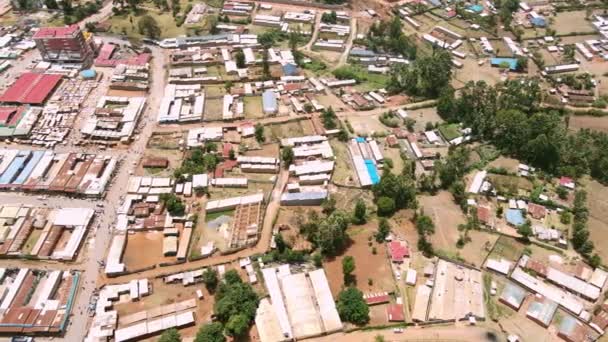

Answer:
[33,25,79,39]
[527,203,546,219]
[0,73,62,105]
[477,206,491,224]
[560,176,574,187]
[0,106,25,126]
[388,241,409,262]
[387,304,405,322]
[94,43,151,67]
[364,293,390,305]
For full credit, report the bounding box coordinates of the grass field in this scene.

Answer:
[438,123,461,141]
[264,119,316,142]
[109,10,186,39]
[488,235,525,262]
[243,96,265,119]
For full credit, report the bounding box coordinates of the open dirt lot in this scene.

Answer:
[583,179,608,261]
[553,10,595,35]
[122,231,176,270]
[274,207,314,251]
[420,191,498,266]
[323,223,396,297]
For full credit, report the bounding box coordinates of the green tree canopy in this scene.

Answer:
[159,328,181,342]
[336,287,370,325]
[195,323,225,342]
[138,15,161,39]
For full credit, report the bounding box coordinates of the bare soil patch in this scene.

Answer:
[323,223,396,297]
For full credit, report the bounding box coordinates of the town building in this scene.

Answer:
[33,25,96,67]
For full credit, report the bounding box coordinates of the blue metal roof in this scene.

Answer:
[491,57,519,71]
[282,63,298,76]
[530,17,546,27]
[350,48,376,57]
[13,150,44,184]
[262,90,277,113]
[0,151,29,185]
[506,209,525,226]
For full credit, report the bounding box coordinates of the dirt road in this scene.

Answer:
[314,325,505,342]
[58,41,167,341]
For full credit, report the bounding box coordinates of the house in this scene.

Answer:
[262,90,278,115]
[387,240,409,263]
[506,209,525,227]
[560,176,575,190]
[527,203,546,220]
[477,206,492,226]
[386,304,405,322]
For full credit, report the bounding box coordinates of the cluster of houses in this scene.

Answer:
[488,253,608,341]
[0,268,81,335]
[280,135,333,206]
[0,205,94,261]
[254,8,316,35]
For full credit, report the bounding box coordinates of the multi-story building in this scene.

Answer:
[33,25,96,67]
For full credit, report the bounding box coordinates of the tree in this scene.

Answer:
[353,199,367,224]
[159,328,181,342]
[560,211,572,224]
[235,50,246,68]
[223,269,242,285]
[517,221,533,241]
[321,197,336,215]
[342,256,356,285]
[415,215,435,235]
[274,233,288,253]
[372,172,417,212]
[202,268,219,292]
[138,15,161,39]
[312,252,323,267]
[320,107,338,130]
[281,146,294,168]
[225,314,249,337]
[254,123,265,143]
[321,11,337,24]
[556,186,568,200]
[375,218,391,242]
[45,0,59,9]
[195,323,225,342]
[213,273,259,335]
[376,196,396,216]
[315,211,350,256]
[262,48,270,80]
[160,193,186,216]
[336,287,370,325]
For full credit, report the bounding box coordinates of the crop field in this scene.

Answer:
[487,235,525,262]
